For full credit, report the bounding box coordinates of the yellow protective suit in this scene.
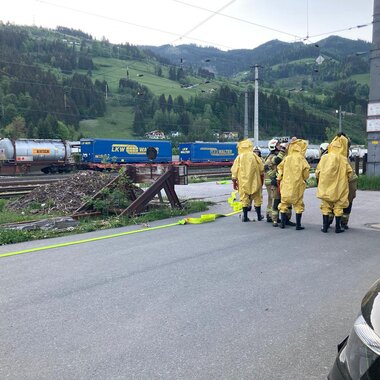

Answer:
[277,139,310,214]
[315,135,353,216]
[231,139,264,208]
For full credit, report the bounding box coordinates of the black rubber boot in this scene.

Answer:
[342,203,352,229]
[285,216,296,226]
[295,213,304,230]
[266,215,272,223]
[335,216,345,233]
[280,213,287,229]
[321,215,329,233]
[272,199,280,227]
[255,206,264,221]
[242,207,250,222]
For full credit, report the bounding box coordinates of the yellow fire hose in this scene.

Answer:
[0,190,241,259]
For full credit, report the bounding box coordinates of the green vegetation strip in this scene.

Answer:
[0,210,241,259]
[358,175,380,190]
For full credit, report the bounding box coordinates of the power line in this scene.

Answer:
[172,0,303,40]
[172,0,236,45]
[35,0,371,51]
[36,0,234,50]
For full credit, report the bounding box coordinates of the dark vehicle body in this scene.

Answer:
[328,278,380,379]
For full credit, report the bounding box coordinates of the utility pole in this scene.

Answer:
[244,90,248,139]
[367,0,380,175]
[254,65,259,147]
[337,105,342,132]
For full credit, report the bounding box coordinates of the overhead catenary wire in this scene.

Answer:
[171,0,236,45]
[34,0,372,51]
[35,0,234,50]
[172,0,303,41]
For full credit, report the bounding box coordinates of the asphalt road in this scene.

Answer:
[0,184,379,380]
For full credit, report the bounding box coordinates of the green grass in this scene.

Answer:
[0,200,209,246]
[0,199,58,225]
[80,105,135,138]
[358,175,380,190]
[91,57,206,99]
[350,73,369,85]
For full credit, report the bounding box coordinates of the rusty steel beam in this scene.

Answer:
[120,166,183,217]
[72,164,187,218]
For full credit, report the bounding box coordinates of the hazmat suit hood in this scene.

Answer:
[328,135,348,157]
[237,139,253,154]
[287,139,308,157]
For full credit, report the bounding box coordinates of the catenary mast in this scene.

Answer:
[367,0,380,175]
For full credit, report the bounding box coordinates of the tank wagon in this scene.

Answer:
[80,138,172,167]
[0,138,76,174]
[179,142,238,163]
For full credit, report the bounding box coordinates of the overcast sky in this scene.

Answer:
[1,0,374,51]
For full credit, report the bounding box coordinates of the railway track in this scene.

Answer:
[0,176,66,198]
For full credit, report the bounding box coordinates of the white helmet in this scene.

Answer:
[319,142,329,156]
[253,146,261,152]
[268,138,279,151]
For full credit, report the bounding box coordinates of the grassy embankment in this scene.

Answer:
[0,198,208,246]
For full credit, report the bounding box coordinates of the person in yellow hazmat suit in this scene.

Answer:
[276,138,310,230]
[319,142,334,228]
[342,136,358,229]
[315,134,353,233]
[231,139,264,222]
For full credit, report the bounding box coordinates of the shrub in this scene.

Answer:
[358,175,380,190]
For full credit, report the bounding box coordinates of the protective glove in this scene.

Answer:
[232,178,238,190]
[260,174,264,185]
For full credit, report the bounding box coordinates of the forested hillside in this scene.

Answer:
[0,23,370,144]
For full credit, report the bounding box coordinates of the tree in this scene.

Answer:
[158,94,166,113]
[178,112,191,136]
[3,116,27,139]
[133,109,145,136]
[174,95,185,113]
[167,95,173,113]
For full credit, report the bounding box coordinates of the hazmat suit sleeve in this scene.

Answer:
[276,160,284,181]
[231,156,240,179]
[302,161,310,181]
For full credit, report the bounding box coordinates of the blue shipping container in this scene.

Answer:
[179,142,238,162]
[80,138,172,163]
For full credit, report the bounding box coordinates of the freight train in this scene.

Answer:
[0,138,77,175]
[0,137,321,175]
